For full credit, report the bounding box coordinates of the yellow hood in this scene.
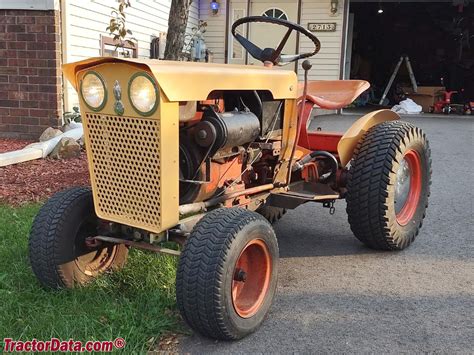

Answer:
[63,57,298,101]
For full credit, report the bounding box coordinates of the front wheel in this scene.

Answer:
[176,208,279,340]
[346,121,431,250]
[29,187,129,289]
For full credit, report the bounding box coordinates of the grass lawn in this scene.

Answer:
[0,204,181,352]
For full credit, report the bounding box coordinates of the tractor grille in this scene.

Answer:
[84,113,161,232]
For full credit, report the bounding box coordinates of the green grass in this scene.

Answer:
[0,204,181,352]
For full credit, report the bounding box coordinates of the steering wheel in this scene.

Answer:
[231,16,321,66]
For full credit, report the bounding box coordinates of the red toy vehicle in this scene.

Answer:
[429,78,469,114]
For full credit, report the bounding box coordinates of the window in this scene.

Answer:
[262,8,288,21]
[101,35,138,58]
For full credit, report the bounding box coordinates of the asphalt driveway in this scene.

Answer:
[180,114,474,354]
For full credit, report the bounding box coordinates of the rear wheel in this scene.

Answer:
[257,204,286,223]
[29,187,128,289]
[346,121,431,250]
[176,208,278,340]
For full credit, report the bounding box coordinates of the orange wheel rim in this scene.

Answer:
[231,239,272,318]
[395,149,422,226]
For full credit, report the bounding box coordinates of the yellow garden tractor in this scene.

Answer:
[29,16,431,340]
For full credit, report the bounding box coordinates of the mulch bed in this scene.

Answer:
[0,138,90,205]
[0,138,33,153]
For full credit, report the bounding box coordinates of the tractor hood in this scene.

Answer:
[63,57,298,101]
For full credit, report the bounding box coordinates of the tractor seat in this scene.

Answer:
[298,80,370,110]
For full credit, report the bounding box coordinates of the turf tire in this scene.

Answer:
[29,187,128,289]
[176,208,279,340]
[346,121,431,250]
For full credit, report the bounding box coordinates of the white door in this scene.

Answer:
[248,0,298,67]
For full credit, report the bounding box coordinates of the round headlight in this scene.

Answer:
[129,72,158,116]
[80,71,106,111]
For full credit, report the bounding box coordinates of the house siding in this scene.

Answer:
[202,0,346,80]
[199,0,227,63]
[63,0,200,109]
[298,0,345,81]
[65,0,199,61]
[1,0,346,139]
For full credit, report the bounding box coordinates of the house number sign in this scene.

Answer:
[307,23,337,32]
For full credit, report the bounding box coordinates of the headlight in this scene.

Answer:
[128,72,158,116]
[80,71,106,111]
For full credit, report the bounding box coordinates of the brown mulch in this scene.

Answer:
[0,138,90,205]
[0,138,34,153]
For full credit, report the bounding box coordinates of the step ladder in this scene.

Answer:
[379,56,418,105]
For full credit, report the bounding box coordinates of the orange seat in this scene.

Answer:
[298,80,370,110]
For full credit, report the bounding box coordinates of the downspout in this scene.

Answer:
[294,0,302,74]
[338,0,350,114]
[60,0,70,115]
[224,0,230,63]
[245,0,250,64]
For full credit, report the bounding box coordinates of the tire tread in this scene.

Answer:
[176,208,275,340]
[346,121,432,250]
[29,187,93,289]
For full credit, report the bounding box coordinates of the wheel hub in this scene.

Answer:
[395,158,411,213]
[395,150,422,225]
[231,239,271,318]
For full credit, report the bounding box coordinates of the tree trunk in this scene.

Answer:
[164,0,192,60]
